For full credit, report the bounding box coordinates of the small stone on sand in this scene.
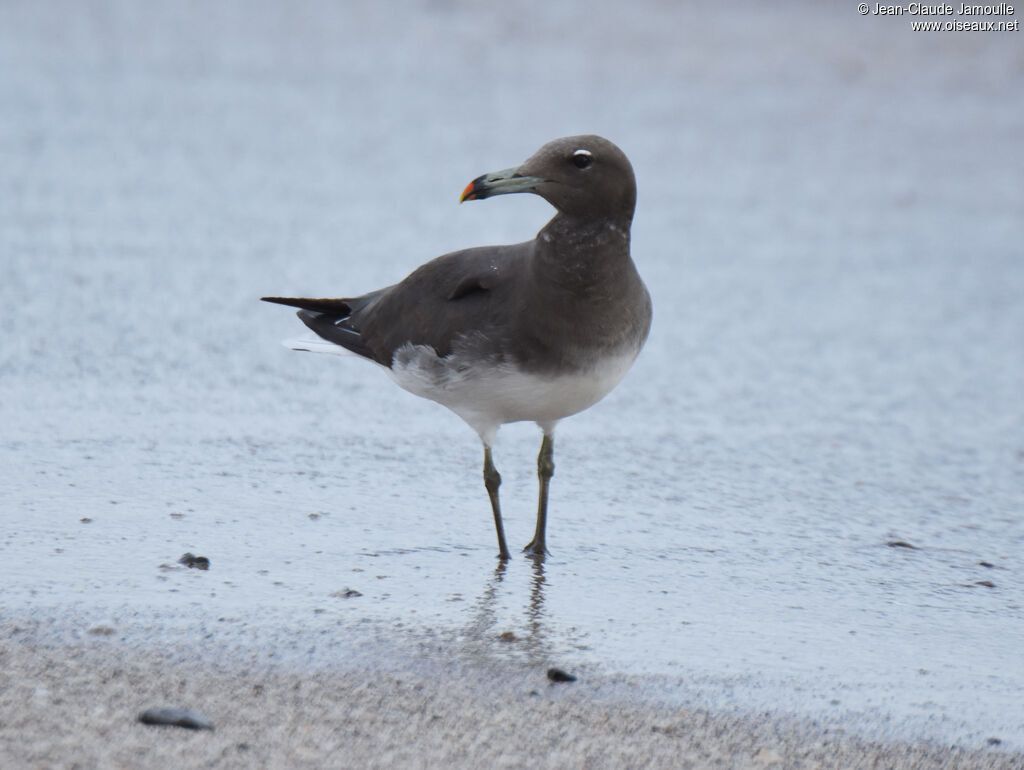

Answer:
[138,707,214,730]
[547,668,577,683]
[178,553,210,570]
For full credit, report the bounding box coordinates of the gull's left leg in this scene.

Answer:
[523,431,554,557]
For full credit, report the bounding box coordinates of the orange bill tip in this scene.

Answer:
[460,181,477,203]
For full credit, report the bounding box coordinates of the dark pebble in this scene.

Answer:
[332,588,362,598]
[138,707,214,730]
[978,561,995,568]
[178,553,210,570]
[975,580,996,588]
[547,667,577,683]
[886,541,918,549]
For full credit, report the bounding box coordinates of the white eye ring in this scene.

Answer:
[571,149,593,169]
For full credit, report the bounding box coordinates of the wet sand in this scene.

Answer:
[3,632,1018,769]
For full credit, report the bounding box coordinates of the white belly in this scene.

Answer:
[387,342,638,445]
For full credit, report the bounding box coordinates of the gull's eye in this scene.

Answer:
[571,149,593,169]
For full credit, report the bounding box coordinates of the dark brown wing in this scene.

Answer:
[261,242,531,367]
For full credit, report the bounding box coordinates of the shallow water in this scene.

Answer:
[3,0,1023,750]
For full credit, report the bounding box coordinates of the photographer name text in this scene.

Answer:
[868,3,1013,13]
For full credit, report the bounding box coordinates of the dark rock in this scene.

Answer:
[178,553,210,570]
[547,667,577,683]
[138,707,214,730]
[331,588,362,598]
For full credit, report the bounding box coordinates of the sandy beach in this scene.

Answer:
[3,625,1019,770]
